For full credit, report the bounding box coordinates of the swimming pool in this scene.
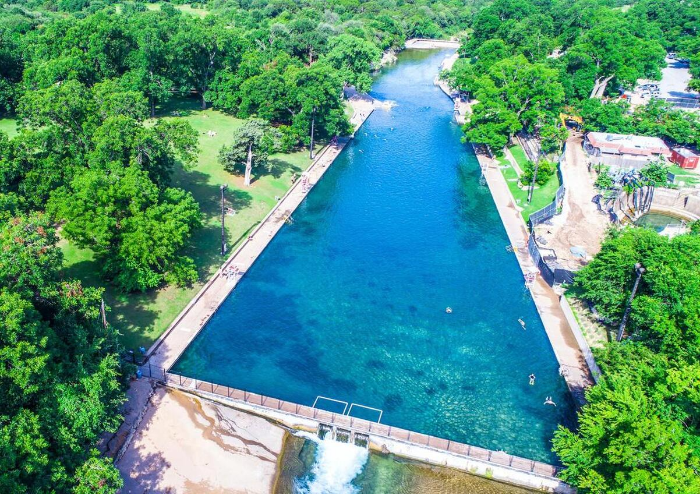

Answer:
[173,49,572,463]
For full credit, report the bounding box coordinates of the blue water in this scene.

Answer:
[174,50,572,463]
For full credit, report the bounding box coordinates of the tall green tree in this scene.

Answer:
[0,214,124,493]
[324,34,381,93]
[219,118,281,187]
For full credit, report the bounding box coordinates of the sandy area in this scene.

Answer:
[117,387,285,494]
[534,134,610,270]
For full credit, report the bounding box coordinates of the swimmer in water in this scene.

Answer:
[529,374,535,385]
[544,396,556,406]
[445,307,453,314]
[518,318,526,330]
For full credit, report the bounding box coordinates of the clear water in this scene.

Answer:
[174,49,572,463]
[635,212,684,232]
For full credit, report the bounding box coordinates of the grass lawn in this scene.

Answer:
[509,144,530,171]
[0,118,18,138]
[668,164,700,187]
[497,152,560,224]
[60,97,321,350]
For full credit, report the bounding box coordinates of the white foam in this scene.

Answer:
[294,433,368,494]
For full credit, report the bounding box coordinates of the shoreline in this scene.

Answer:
[429,49,592,403]
[144,95,374,371]
[473,146,592,405]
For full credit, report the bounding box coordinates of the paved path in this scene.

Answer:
[535,135,609,271]
[476,147,593,406]
[146,98,375,370]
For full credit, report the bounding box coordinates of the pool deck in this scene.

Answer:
[145,95,375,371]
[475,147,593,406]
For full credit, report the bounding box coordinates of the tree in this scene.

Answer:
[219,118,281,186]
[49,166,202,292]
[0,214,124,493]
[170,20,239,109]
[72,455,123,494]
[324,34,381,93]
[539,124,568,155]
[553,371,700,494]
[554,343,700,494]
[521,159,555,186]
[640,161,669,186]
[462,101,520,152]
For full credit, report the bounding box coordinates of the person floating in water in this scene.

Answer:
[529,374,536,385]
[544,396,556,406]
[445,307,453,314]
[518,318,526,330]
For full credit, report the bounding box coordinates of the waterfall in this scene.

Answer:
[294,433,369,494]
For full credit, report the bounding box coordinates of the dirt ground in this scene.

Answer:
[533,134,611,271]
[116,387,285,494]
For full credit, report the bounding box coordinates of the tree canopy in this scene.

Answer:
[555,228,700,493]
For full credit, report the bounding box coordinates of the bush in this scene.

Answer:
[640,160,669,186]
[595,167,614,189]
[521,159,556,186]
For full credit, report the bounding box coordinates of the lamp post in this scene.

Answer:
[309,106,316,160]
[616,262,645,342]
[220,184,228,256]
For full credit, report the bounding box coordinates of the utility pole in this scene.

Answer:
[309,106,316,160]
[220,184,228,256]
[616,263,645,342]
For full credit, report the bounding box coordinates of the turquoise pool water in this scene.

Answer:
[174,49,572,463]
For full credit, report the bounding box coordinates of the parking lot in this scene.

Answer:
[630,57,698,108]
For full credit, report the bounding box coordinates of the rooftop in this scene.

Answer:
[673,147,698,158]
[587,132,670,157]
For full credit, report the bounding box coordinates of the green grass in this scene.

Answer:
[0,118,18,138]
[668,164,700,186]
[496,153,561,224]
[60,97,320,350]
[508,144,530,171]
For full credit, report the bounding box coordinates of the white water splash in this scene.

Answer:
[294,432,369,494]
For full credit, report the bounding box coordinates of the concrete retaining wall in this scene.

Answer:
[170,382,574,494]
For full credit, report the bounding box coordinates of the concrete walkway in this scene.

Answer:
[146,97,375,371]
[476,147,593,406]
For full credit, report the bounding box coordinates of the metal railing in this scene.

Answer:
[139,365,560,479]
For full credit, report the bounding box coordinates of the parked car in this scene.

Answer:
[678,58,690,66]
[668,52,677,59]
[639,83,659,91]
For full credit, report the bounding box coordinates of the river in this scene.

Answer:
[173,49,572,467]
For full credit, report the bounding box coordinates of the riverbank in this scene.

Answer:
[474,146,593,405]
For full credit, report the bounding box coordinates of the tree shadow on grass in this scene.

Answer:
[108,289,162,351]
[265,157,304,180]
[155,95,202,118]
